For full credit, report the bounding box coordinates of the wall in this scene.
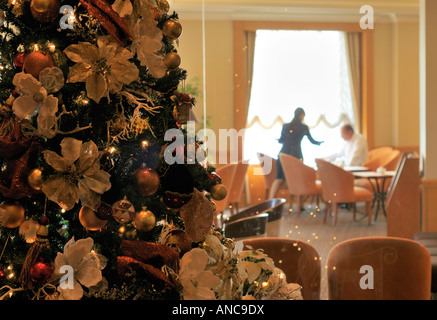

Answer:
[177,16,421,150]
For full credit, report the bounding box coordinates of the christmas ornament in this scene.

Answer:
[99,150,115,172]
[173,102,191,124]
[112,197,135,224]
[243,295,256,300]
[79,0,132,47]
[79,206,108,231]
[19,217,50,289]
[30,0,60,23]
[210,183,227,201]
[162,19,182,40]
[19,219,40,243]
[23,51,55,79]
[8,0,26,15]
[39,66,65,93]
[27,168,44,191]
[221,238,235,250]
[133,207,156,232]
[0,122,42,199]
[14,53,25,69]
[163,190,192,209]
[0,267,4,281]
[0,201,25,229]
[94,202,113,220]
[164,52,181,69]
[30,259,53,284]
[133,164,160,197]
[109,113,127,135]
[164,229,191,256]
[155,0,169,13]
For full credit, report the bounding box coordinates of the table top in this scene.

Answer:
[344,166,370,172]
[353,171,396,178]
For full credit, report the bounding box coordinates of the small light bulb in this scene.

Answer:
[61,208,66,213]
[0,65,4,71]
[33,44,39,51]
[109,147,117,154]
[141,140,149,148]
[48,43,56,52]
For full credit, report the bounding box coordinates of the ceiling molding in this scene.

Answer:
[171,1,419,23]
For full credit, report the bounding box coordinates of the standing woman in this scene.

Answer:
[269,108,323,199]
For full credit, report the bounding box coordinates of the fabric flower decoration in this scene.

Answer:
[114,0,166,78]
[53,237,107,300]
[19,219,40,243]
[63,36,139,103]
[42,137,111,211]
[179,248,221,300]
[11,72,58,138]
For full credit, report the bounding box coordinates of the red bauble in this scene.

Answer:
[24,51,55,79]
[30,260,53,284]
[133,165,160,197]
[0,267,5,281]
[163,191,192,209]
[95,202,114,220]
[14,53,26,69]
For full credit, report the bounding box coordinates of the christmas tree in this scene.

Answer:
[0,0,302,300]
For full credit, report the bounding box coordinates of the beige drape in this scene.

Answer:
[243,31,257,126]
[344,32,362,132]
[242,31,256,204]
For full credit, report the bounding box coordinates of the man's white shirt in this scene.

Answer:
[326,133,369,166]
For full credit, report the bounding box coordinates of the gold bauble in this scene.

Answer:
[243,295,256,300]
[30,0,60,23]
[133,165,160,197]
[79,206,107,231]
[24,51,55,79]
[0,201,25,229]
[133,207,156,232]
[162,19,182,40]
[27,168,44,191]
[222,238,235,250]
[210,184,227,201]
[164,52,181,69]
[156,0,170,13]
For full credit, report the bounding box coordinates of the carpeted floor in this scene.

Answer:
[225,201,387,300]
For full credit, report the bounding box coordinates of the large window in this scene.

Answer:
[243,30,356,167]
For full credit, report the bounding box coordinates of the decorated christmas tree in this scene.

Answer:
[0,0,302,300]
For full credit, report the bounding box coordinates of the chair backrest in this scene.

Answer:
[327,237,431,300]
[214,164,237,213]
[257,153,277,189]
[228,161,249,204]
[279,153,318,196]
[382,150,402,171]
[364,147,395,171]
[368,146,393,161]
[315,158,354,203]
[242,237,321,300]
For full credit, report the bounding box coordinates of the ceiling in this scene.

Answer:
[170,0,420,22]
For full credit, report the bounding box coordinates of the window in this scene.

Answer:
[243,30,355,168]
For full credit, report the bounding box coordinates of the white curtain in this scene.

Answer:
[243,30,356,167]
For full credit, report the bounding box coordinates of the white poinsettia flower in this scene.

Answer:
[53,237,107,300]
[42,137,111,211]
[18,219,40,243]
[11,72,59,138]
[115,0,166,78]
[179,248,221,300]
[63,36,139,103]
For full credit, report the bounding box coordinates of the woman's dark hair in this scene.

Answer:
[292,108,305,123]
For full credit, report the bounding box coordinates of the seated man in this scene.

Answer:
[325,124,369,167]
